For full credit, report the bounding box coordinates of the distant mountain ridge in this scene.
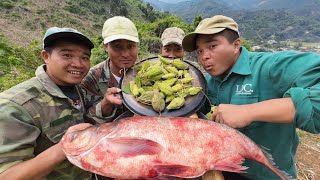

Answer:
[223,0,320,10]
[150,0,187,4]
[143,0,173,11]
[144,0,320,43]
[144,0,320,10]
[165,0,231,22]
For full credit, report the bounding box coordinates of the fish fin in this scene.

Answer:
[212,154,248,173]
[260,147,293,180]
[147,176,183,180]
[107,137,163,157]
[152,164,196,177]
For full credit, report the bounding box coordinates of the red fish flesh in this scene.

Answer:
[61,116,290,179]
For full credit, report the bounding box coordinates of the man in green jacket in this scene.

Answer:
[0,27,100,179]
[182,15,320,179]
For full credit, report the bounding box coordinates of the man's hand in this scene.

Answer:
[211,104,252,128]
[211,98,295,128]
[103,87,122,105]
[101,87,122,116]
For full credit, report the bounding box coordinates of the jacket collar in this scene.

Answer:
[35,64,72,98]
[230,46,252,76]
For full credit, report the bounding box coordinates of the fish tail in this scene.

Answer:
[259,147,293,180]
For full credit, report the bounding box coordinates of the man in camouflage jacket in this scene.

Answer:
[82,16,139,122]
[0,27,102,179]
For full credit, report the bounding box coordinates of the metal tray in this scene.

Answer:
[119,57,207,117]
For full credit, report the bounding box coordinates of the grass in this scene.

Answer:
[298,129,320,143]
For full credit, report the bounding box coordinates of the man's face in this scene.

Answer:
[196,33,240,77]
[105,39,138,75]
[42,41,91,86]
[161,43,184,59]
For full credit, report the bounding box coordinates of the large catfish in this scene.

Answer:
[61,116,290,179]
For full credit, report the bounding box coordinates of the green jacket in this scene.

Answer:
[0,65,92,179]
[204,47,320,179]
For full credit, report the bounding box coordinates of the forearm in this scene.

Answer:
[0,143,66,180]
[247,97,295,123]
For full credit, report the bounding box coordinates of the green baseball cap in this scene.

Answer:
[102,16,139,44]
[182,15,239,52]
[43,27,94,49]
[161,27,185,47]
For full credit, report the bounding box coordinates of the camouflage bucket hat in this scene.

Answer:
[102,16,139,44]
[182,15,239,52]
[161,27,185,47]
[43,27,94,49]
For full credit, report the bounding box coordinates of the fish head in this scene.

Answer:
[61,122,119,156]
[61,124,103,156]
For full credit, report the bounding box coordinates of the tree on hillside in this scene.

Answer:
[138,3,158,22]
[109,0,128,16]
[242,39,253,51]
[193,15,203,29]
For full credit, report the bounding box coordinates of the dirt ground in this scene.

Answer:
[296,130,320,180]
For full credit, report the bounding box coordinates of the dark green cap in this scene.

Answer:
[43,27,94,49]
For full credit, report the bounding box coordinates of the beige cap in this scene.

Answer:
[182,15,239,52]
[161,27,185,47]
[102,16,139,44]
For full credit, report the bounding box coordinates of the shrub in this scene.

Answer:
[0,36,42,91]
[0,1,15,9]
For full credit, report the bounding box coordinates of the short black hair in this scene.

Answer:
[220,29,239,43]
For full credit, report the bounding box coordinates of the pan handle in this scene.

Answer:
[113,110,135,121]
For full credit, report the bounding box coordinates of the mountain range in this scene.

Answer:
[1,0,320,47]
[159,0,320,21]
[144,0,320,10]
[144,0,320,43]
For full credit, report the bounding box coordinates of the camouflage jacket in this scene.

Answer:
[0,65,92,180]
[81,59,127,123]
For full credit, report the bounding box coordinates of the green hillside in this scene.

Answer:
[0,0,193,91]
[0,0,164,47]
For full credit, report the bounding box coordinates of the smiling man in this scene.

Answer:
[0,27,99,179]
[82,16,139,123]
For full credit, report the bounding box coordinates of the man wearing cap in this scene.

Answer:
[161,27,185,59]
[161,27,204,75]
[82,16,139,123]
[0,27,99,179]
[182,15,320,179]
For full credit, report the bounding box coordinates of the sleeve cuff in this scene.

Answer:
[92,101,117,123]
[95,101,103,117]
[284,87,315,132]
[0,161,23,173]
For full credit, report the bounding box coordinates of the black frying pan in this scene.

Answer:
[119,56,208,117]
